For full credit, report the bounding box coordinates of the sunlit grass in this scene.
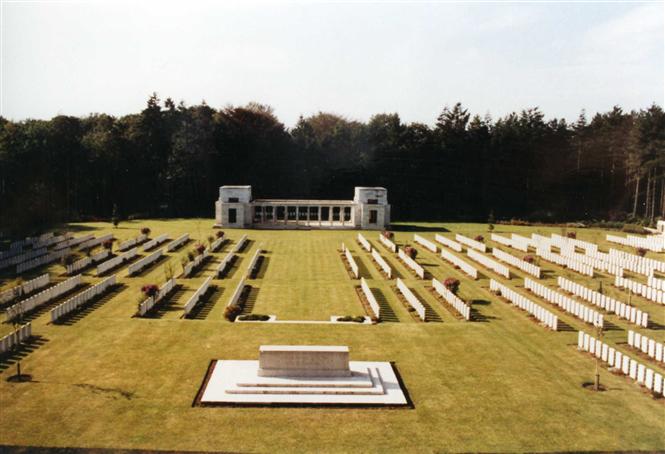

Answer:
[0,219,663,452]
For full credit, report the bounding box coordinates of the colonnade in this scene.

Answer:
[252,203,355,226]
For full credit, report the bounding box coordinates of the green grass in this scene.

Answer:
[0,220,663,453]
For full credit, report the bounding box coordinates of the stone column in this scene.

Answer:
[318,206,322,227]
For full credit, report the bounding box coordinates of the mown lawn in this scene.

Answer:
[0,220,663,453]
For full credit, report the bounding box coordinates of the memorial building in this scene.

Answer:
[214,185,390,229]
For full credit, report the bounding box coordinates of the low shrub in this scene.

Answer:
[567,232,577,239]
[62,254,77,266]
[382,231,394,240]
[141,227,151,235]
[237,314,270,321]
[509,218,531,226]
[216,230,225,239]
[141,284,159,298]
[636,247,647,257]
[474,235,484,242]
[337,315,366,323]
[444,277,460,294]
[622,223,646,234]
[187,251,195,262]
[195,243,206,255]
[224,304,243,321]
[102,238,115,250]
[523,255,535,264]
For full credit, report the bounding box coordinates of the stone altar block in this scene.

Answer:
[258,345,351,377]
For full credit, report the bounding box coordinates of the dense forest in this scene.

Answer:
[0,94,663,234]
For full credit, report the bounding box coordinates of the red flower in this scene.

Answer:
[404,246,417,259]
[216,231,225,239]
[141,227,151,235]
[636,247,647,257]
[474,235,484,242]
[523,255,535,264]
[195,243,205,255]
[141,284,159,297]
[567,232,576,239]
[444,278,460,294]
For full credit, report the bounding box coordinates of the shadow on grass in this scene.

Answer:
[240,286,259,315]
[408,287,442,322]
[189,256,214,278]
[127,254,169,278]
[188,286,223,320]
[71,382,136,400]
[647,320,665,331]
[224,256,244,279]
[215,255,238,279]
[353,254,373,279]
[55,284,127,326]
[97,252,143,277]
[371,287,399,322]
[254,256,270,279]
[555,319,576,332]
[59,224,100,233]
[540,269,557,278]
[467,299,499,323]
[0,335,49,373]
[394,225,449,233]
[168,238,192,253]
[236,239,252,253]
[601,320,624,332]
[151,285,186,318]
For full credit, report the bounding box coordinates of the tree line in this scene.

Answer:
[0,94,663,235]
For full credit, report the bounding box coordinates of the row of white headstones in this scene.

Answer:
[578,330,663,397]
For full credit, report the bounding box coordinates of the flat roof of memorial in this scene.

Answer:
[252,199,354,204]
[260,345,349,352]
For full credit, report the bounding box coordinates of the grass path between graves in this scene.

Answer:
[0,220,663,453]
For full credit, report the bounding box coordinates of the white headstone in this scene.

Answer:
[654,373,663,395]
[637,363,646,384]
[629,360,638,379]
[648,339,656,358]
[645,368,654,390]
[595,340,602,358]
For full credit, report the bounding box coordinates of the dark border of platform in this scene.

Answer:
[191,360,414,409]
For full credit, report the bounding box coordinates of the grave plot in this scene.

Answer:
[249,281,363,321]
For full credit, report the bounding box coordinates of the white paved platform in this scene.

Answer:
[200,360,408,405]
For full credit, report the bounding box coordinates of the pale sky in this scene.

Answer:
[1,0,663,126]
